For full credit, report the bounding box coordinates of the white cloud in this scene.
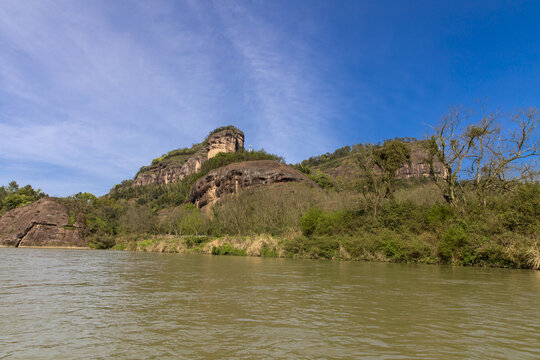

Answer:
[0,0,339,195]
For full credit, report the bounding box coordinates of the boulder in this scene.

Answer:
[189,160,315,207]
[0,198,86,247]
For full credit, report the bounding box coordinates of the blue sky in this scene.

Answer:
[1,0,539,196]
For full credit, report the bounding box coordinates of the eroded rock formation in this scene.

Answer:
[396,141,446,179]
[132,155,206,187]
[189,160,315,208]
[132,128,244,187]
[0,198,86,247]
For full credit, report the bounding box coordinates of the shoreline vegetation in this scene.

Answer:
[111,231,540,271]
[1,107,539,270]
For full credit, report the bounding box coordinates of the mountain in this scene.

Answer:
[0,126,538,270]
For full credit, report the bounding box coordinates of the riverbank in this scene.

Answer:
[111,233,540,270]
[0,245,91,249]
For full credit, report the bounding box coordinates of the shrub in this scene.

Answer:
[211,243,246,256]
[438,224,468,262]
[87,234,116,249]
[379,201,426,232]
[500,184,540,234]
[308,170,334,189]
[427,204,454,224]
[260,245,279,257]
[300,207,324,236]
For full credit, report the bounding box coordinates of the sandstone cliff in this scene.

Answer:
[132,128,244,187]
[0,198,87,248]
[189,160,315,208]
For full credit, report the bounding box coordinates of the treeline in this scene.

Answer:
[298,136,419,170]
[0,181,46,214]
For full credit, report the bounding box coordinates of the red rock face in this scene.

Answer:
[206,129,244,159]
[132,129,244,187]
[0,198,87,248]
[189,160,316,208]
[132,155,206,186]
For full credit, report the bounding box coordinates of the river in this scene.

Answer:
[1,248,539,359]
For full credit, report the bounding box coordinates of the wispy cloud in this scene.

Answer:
[214,1,339,160]
[0,0,338,195]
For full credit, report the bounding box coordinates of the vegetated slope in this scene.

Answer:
[294,138,443,189]
[2,107,538,270]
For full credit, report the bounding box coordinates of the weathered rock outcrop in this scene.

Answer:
[132,154,206,186]
[0,198,86,247]
[132,128,244,187]
[189,160,315,208]
[207,129,244,159]
[396,141,446,179]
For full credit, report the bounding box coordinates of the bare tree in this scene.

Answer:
[488,107,539,182]
[427,104,539,206]
[466,104,500,205]
[427,105,477,204]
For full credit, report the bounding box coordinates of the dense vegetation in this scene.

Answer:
[2,112,539,269]
[0,181,46,214]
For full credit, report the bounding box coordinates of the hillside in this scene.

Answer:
[1,121,538,270]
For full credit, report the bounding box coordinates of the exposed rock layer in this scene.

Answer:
[132,129,244,187]
[189,160,315,208]
[0,198,86,247]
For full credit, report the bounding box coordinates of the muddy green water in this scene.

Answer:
[1,249,539,359]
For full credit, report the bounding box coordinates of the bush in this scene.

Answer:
[86,234,116,249]
[211,243,246,256]
[308,170,334,189]
[427,204,454,224]
[438,224,468,263]
[379,201,426,233]
[300,207,324,236]
[500,184,540,234]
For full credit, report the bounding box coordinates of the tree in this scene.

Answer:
[119,205,156,234]
[426,105,477,204]
[427,104,539,206]
[357,140,410,216]
[8,181,19,194]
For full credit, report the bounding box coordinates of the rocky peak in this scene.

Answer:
[206,128,244,159]
[132,127,244,187]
